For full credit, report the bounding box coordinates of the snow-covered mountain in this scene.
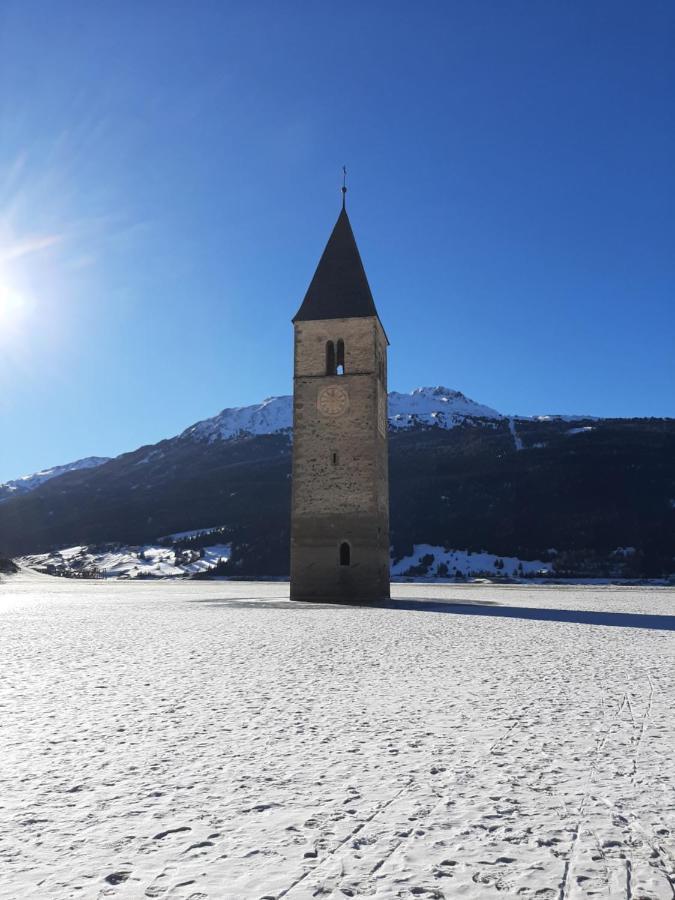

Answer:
[181,395,293,443]
[0,386,502,507]
[388,387,502,428]
[1,389,673,577]
[0,456,110,503]
[0,387,590,500]
[181,386,502,445]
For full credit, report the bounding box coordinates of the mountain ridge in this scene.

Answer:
[0,456,111,503]
[2,387,504,494]
[2,386,615,495]
[1,387,673,578]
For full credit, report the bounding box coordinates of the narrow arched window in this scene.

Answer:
[339,541,351,566]
[336,339,345,375]
[325,341,335,375]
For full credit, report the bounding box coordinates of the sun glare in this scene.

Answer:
[0,280,28,332]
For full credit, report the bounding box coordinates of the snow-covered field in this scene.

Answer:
[391,544,552,578]
[19,541,552,581]
[19,543,232,579]
[1,574,674,900]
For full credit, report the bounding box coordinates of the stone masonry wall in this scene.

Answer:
[290,316,390,601]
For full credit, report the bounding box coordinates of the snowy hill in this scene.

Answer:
[21,541,232,579]
[19,539,556,581]
[0,456,110,504]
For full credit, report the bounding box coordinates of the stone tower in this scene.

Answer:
[290,195,390,602]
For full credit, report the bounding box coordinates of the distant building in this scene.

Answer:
[290,189,390,601]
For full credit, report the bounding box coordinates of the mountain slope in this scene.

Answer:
[0,456,110,503]
[1,388,673,577]
[179,386,501,443]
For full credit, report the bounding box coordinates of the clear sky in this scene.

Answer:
[1,1,674,483]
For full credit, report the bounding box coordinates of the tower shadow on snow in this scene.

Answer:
[365,598,675,631]
[190,596,675,631]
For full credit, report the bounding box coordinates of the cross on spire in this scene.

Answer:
[341,165,347,209]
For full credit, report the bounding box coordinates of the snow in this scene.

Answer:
[20,543,552,581]
[182,387,503,444]
[1,388,613,492]
[182,545,232,574]
[567,426,595,435]
[19,543,232,579]
[163,526,225,541]
[98,548,184,578]
[388,387,503,429]
[57,544,88,560]
[392,544,552,578]
[532,415,600,423]
[1,575,674,899]
[181,395,293,443]
[508,417,524,451]
[0,456,110,502]
[135,449,165,466]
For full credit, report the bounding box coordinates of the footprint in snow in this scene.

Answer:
[153,826,191,840]
[104,871,131,885]
[184,840,214,852]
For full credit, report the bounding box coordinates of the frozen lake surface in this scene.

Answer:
[1,575,674,899]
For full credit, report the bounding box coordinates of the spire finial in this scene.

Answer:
[341,165,347,209]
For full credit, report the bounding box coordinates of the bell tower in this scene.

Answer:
[290,186,390,602]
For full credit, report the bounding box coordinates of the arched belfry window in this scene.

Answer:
[336,340,345,375]
[339,541,351,567]
[325,341,336,376]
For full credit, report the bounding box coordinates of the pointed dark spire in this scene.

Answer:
[292,198,381,323]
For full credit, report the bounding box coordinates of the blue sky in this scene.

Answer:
[0,1,673,482]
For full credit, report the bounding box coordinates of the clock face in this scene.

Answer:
[317,385,349,418]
